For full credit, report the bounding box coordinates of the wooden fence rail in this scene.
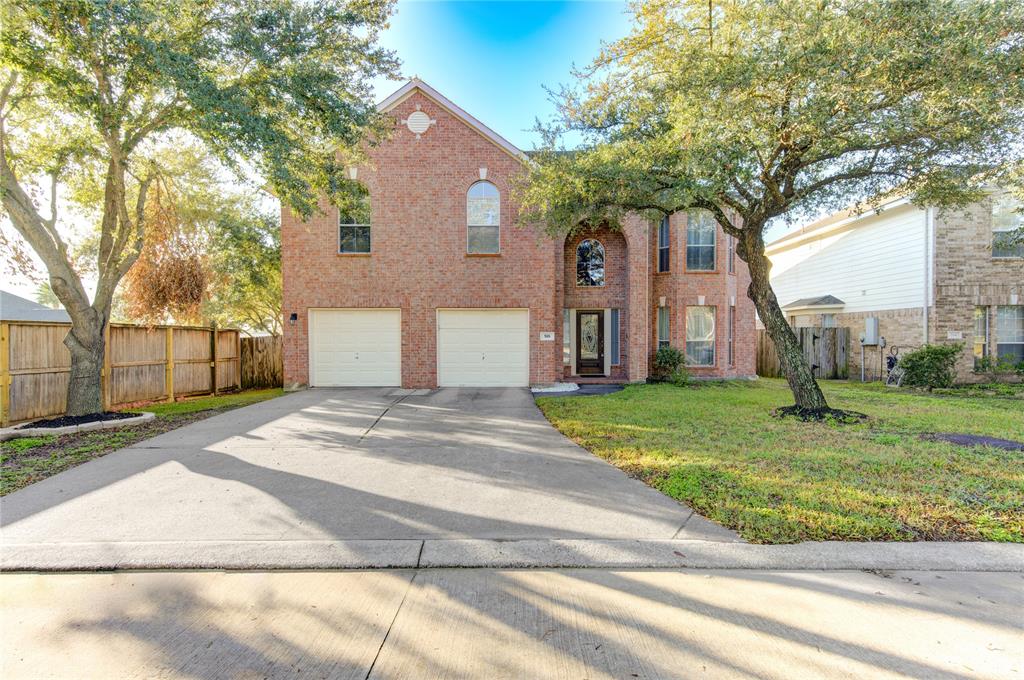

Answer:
[756,327,850,380]
[240,336,283,389]
[0,321,241,427]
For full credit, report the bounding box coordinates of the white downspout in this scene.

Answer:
[923,207,934,344]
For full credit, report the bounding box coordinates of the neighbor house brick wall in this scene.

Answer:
[931,199,1023,382]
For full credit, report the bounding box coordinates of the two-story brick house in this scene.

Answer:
[767,192,1024,381]
[282,79,756,389]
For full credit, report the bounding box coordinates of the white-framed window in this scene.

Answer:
[686,210,716,271]
[467,181,500,254]
[727,234,736,274]
[685,306,715,366]
[992,193,1024,258]
[727,305,735,366]
[611,309,621,365]
[821,313,837,328]
[996,305,1024,363]
[657,217,670,272]
[657,306,670,349]
[339,190,371,253]
[576,239,606,286]
[974,306,989,369]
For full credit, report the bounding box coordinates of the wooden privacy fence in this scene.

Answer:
[240,335,283,389]
[756,327,850,380]
[0,321,241,426]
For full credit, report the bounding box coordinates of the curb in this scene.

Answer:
[0,412,155,441]
[2,539,1021,572]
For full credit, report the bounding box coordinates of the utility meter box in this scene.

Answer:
[862,317,880,345]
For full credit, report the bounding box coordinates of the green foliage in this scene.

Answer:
[653,345,684,377]
[900,344,963,389]
[537,379,1023,543]
[1,0,399,218]
[519,0,1024,237]
[974,355,1024,383]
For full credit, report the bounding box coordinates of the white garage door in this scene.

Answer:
[437,309,529,387]
[309,309,401,386]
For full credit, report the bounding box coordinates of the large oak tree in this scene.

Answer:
[0,0,397,414]
[519,0,1024,413]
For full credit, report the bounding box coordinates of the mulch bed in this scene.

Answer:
[922,433,1024,451]
[15,411,139,429]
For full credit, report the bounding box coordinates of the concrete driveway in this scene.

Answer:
[1,388,736,567]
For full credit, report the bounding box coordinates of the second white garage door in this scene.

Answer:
[308,309,401,386]
[437,309,530,387]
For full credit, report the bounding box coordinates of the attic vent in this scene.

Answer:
[405,110,435,138]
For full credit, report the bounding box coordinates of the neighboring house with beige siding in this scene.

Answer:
[766,193,1023,381]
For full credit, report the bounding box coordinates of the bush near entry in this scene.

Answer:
[900,344,963,389]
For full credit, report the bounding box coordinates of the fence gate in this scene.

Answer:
[757,327,849,380]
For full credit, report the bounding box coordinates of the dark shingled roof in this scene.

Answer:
[783,295,845,309]
[1,290,71,322]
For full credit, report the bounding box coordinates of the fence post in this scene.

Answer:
[0,322,9,428]
[210,324,218,396]
[102,323,112,410]
[165,327,175,403]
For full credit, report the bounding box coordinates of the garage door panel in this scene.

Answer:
[437,310,529,387]
[310,309,401,387]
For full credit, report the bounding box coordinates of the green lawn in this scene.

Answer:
[1,388,283,495]
[537,379,1024,544]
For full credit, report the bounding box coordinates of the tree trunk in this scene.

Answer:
[62,302,108,416]
[743,234,830,412]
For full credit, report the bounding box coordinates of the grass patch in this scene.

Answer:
[1,388,283,495]
[537,379,1024,544]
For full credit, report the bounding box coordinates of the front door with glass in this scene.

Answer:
[576,310,605,375]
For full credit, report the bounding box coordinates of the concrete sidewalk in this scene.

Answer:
[3,568,1020,679]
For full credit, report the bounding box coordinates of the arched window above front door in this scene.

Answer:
[576,239,605,286]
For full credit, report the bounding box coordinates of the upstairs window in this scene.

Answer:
[992,193,1023,258]
[686,211,716,271]
[576,239,606,286]
[657,217,670,272]
[339,190,371,254]
[727,234,736,274]
[467,181,500,254]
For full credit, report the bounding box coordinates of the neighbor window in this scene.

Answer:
[657,307,670,349]
[686,210,716,271]
[992,193,1024,258]
[974,306,989,369]
[996,305,1024,363]
[657,217,670,272]
[727,305,735,367]
[611,309,621,365]
[339,190,371,253]
[727,234,736,274]
[467,181,500,254]
[685,306,715,366]
[576,239,606,286]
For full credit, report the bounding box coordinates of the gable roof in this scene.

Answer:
[1,290,71,322]
[783,295,845,310]
[377,78,530,163]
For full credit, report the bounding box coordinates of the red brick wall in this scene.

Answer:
[283,86,754,387]
[563,228,630,379]
[282,90,559,388]
[648,212,757,379]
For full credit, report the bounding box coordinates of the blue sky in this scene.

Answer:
[371,1,632,150]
